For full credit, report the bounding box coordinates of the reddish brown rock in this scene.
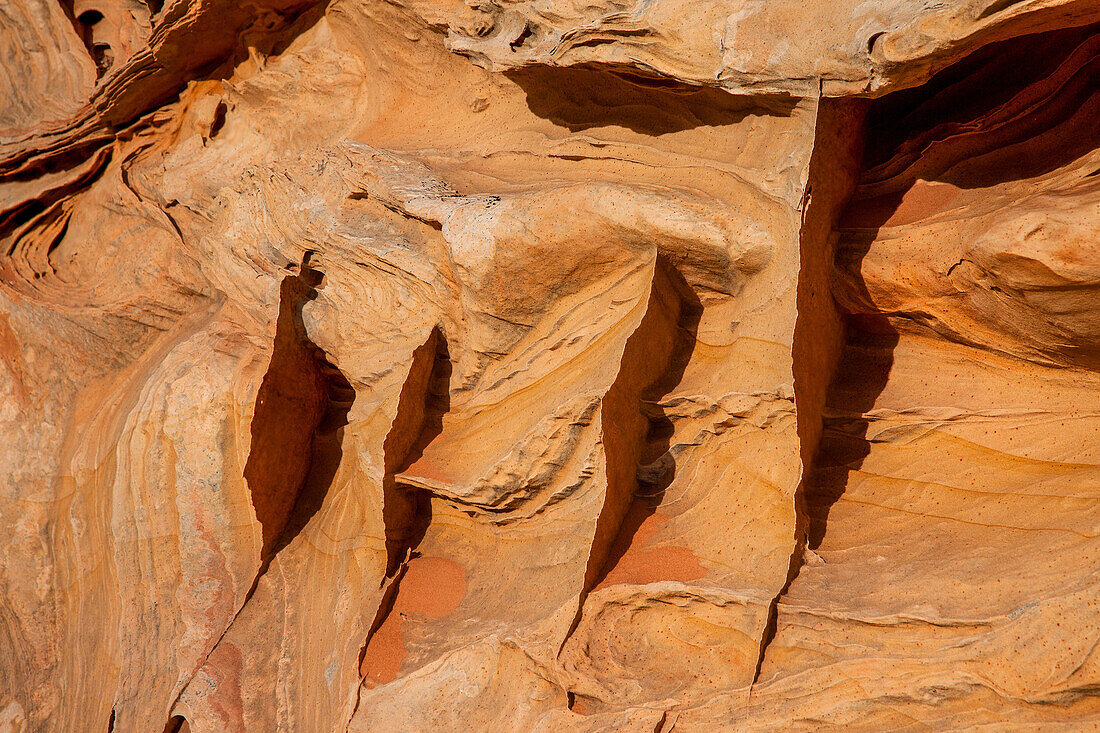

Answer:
[0,0,1096,731]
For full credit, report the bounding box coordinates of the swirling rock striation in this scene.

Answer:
[0,0,1096,730]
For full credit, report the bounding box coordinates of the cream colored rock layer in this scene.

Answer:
[0,0,1096,731]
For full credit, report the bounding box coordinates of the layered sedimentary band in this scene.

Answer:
[0,1,1096,731]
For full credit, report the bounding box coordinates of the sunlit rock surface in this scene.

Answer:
[0,0,1096,730]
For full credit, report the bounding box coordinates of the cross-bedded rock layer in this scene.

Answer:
[0,0,1096,730]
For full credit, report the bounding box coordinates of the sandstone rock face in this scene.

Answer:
[0,0,1096,729]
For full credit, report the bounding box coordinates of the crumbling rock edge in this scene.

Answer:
[0,1,1097,731]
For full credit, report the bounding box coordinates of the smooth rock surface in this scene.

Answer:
[0,0,1096,730]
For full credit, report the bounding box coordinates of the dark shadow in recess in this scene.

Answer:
[808,27,1100,549]
[57,1,113,77]
[554,255,703,698]
[808,24,1100,545]
[804,320,897,551]
[506,63,796,136]
[162,715,190,733]
[809,27,1100,548]
[355,328,452,678]
[802,115,905,552]
[591,259,702,589]
[244,257,354,564]
[384,329,452,575]
[751,98,872,686]
[840,23,1100,371]
[803,113,904,552]
[859,22,1099,193]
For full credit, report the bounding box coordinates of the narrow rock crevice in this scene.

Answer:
[754,97,870,686]
[168,257,352,711]
[560,256,701,655]
[244,256,352,563]
[358,557,412,670]
[380,329,450,576]
[353,327,451,690]
[751,540,805,688]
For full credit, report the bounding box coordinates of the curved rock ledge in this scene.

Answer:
[0,1,1096,730]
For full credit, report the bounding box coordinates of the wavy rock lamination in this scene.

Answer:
[0,0,1097,730]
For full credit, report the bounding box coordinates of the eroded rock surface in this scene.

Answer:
[0,0,1096,730]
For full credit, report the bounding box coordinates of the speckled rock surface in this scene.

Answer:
[0,0,1097,730]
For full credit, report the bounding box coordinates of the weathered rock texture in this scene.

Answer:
[0,0,1097,729]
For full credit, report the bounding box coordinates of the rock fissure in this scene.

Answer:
[752,97,870,687]
[3,2,1099,729]
[165,259,354,717]
[559,256,702,659]
[355,327,451,689]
